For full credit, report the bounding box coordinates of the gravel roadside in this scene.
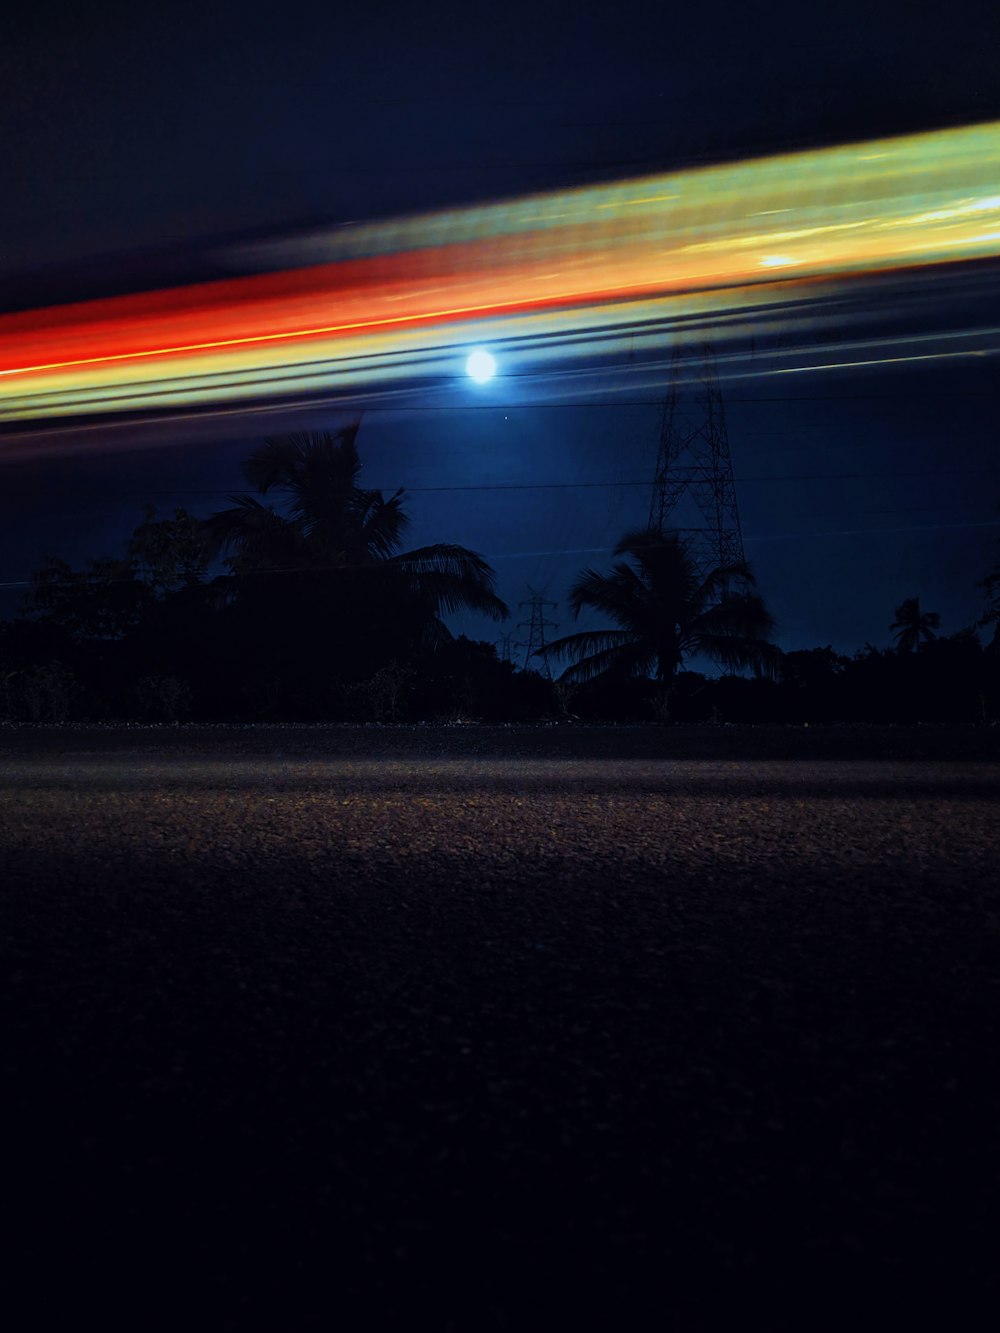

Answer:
[3,727,999,1330]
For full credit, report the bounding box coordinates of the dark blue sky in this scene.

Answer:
[5,0,1000,280]
[2,0,999,658]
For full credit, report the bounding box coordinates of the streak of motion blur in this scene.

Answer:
[1,120,999,423]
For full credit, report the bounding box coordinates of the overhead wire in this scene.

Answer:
[7,467,1000,504]
[2,513,998,591]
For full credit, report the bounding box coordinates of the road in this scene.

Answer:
[3,728,999,1329]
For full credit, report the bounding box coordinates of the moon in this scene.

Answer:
[465,349,497,383]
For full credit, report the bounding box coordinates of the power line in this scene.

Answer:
[2,515,998,591]
[2,388,999,441]
[477,516,1000,558]
[8,467,999,505]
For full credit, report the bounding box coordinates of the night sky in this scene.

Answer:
[3,0,1000,659]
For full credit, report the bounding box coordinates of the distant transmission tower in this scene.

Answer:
[649,341,747,579]
[516,588,558,675]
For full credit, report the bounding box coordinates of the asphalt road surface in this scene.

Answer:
[4,727,999,1329]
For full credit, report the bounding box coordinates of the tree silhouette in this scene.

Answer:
[28,555,151,641]
[29,507,216,641]
[128,507,212,594]
[204,424,508,651]
[978,499,1000,650]
[539,528,778,685]
[890,597,941,653]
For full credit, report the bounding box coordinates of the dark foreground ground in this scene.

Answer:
[4,726,1000,1329]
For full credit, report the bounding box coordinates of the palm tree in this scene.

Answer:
[539,528,778,685]
[204,424,508,637]
[890,597,940,653]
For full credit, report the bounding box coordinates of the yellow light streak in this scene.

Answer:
[2,118,999,422]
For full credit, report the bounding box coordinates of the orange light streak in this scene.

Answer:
[1,119,998,420]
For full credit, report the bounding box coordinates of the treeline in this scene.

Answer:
[2,428,998,726]
[565,638,1000,726]
[3,621,998,726]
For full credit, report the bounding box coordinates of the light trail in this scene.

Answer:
[1,119,999,423]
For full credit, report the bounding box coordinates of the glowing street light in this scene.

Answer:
[466,348,497,383]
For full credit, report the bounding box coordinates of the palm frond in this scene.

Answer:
[613,527,681,561]
[695,559,756,604]
[202,496,306,568]
[354,489,410,560]
[400,568,509,620]
[692,591,779,676]
[243,426,362,497]
[393,544,496,582]
[553,525,778,686]
[695,591,777,642]
[891,596,940,651]
[390,545,508,620]
[541,627,634,660]
[543,633,653,684]
[698,633,783,678]
[568,563,650,626]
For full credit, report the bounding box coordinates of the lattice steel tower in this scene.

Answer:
[516,588,558,676]
[649,341,746,577]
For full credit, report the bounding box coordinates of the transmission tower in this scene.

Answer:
[649,340,746,578]
[515,588,558,675]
